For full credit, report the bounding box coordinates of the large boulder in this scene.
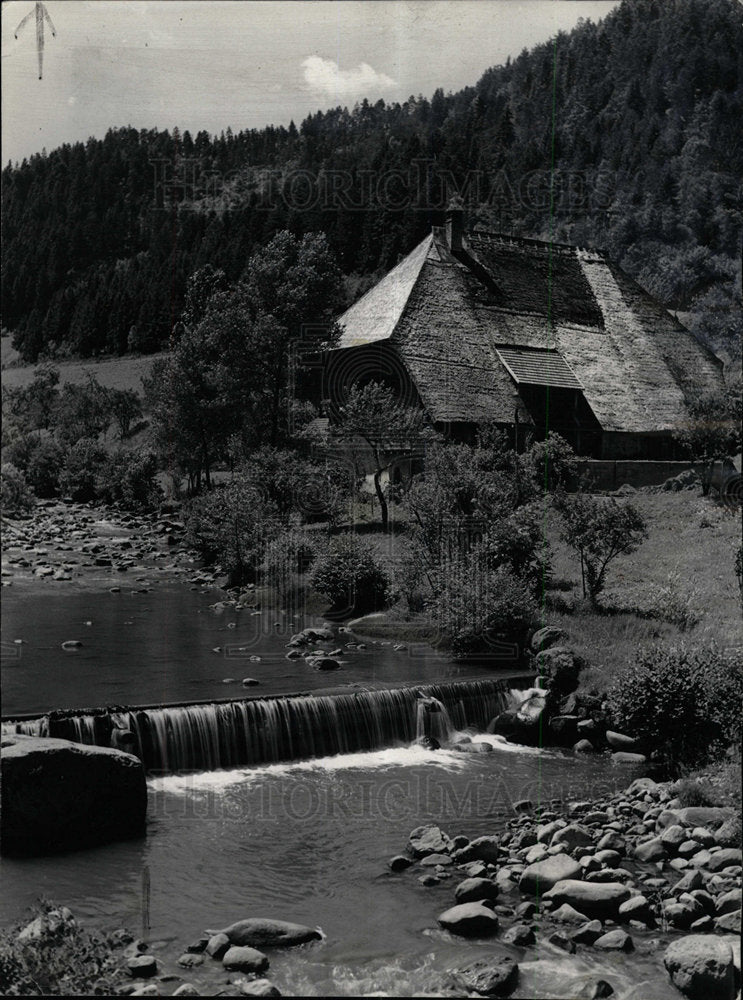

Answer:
[664,935,736,1000]
[1,735,146,856]
[534,647,582,694]
[209,918,321,948]
[530,626,567,655]
[542,880,631,920]
[519,854,582,895]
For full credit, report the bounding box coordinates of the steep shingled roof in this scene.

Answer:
[332,228,724,432]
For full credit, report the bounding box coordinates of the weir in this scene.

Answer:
[2,677,532,774]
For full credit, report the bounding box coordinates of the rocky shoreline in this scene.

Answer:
[4,772,740,998]
[390,775,741,999]
[1,499,222,592]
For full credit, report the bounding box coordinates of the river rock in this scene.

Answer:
[409,825,451,857]
[611,751,647,763]
[605,731,639,751]
[308,657,341,671]
[552,903,590,924]
[551,824,593,852]
[715,911,741,933]
[207,933,231,958]
[456,957,519,997]
[656,807,734,831]
[222,946,269,973]
[461,835,501,864]
[594,929,633,951]
[537,820,566,844]
[571,919,603,945]
[707,848,742,873]
[420,852,453,867]
[530,626,566,654]
[237,980,282,997]
[618,895,653,924]
[714,817,741,847]
[437,903,500,937]
[127,955,158,978]
[173,987,201,997]
[596,832,625,854]
[211,918,322,948]
[1,735,146,856]
[542,881,630,920]
[455,877,499,904]
[715,888,741,916]
[633,837,666,862]
[502,923,536,945]
[664,935,735,1000]
[661,824,688,853]
[177,953,204,969]
[389,855,412,872]
[519,854,582,894]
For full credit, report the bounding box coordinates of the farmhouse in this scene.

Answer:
[325,207,724,461]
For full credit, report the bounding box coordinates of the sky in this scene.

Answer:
[2,1,618,165]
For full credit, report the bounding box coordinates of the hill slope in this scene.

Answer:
[2,0,741,363]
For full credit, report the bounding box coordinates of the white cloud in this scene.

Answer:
[302,56,396,99]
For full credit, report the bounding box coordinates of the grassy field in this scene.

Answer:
[365,488,743,694]
[543,491,742,694]
[1,338,166,395]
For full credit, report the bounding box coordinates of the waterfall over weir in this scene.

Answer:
[3,678,530,774]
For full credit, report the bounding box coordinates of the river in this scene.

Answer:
[1,582,679,998]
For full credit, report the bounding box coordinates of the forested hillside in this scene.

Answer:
[2,0,741,363]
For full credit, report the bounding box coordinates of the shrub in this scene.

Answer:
[482,501,550,594]
[184,478,282,585]
[607,643,743,775]
[57,439,107,501]
[263,529,317,608]
[26,439,65,498]
[434,548,537,658]
[311,533,390,612]
[0,901,123,996]
[672,777,719,808]
[522,432,580,494]
[0,463,34,514]
[96,450,161,510]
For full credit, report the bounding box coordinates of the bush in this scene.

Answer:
[607,643,743,775]
[482,501,550,594]
[672,777,720,808]
[57,439,107,501]
[26,439,65,498]
[0,463,34,514]
[311,533,390,612]
[96,450,161,510]
[522,432,580,494]
[0,901,123,996]
[263,529,317,608]
[434,548,537,658]
[184,478,282,585]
